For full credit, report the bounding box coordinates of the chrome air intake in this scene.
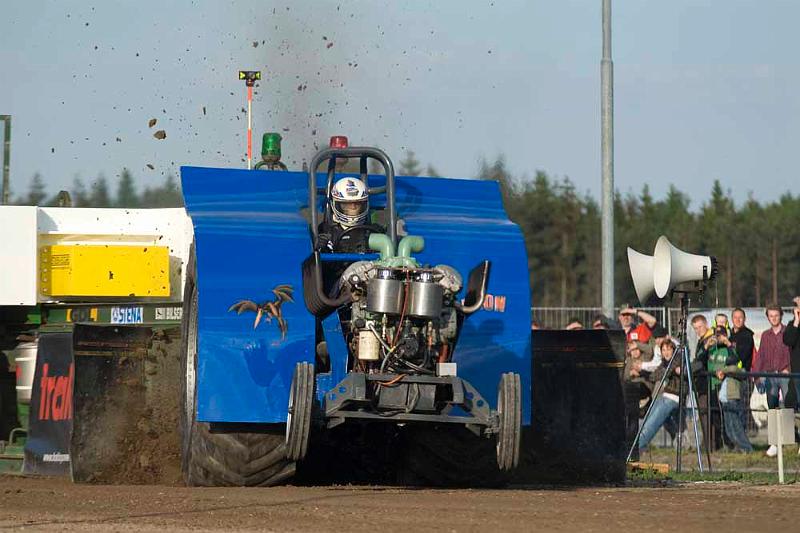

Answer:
[407,271,443,319]
[366,268,404,314]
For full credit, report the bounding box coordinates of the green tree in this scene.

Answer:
[115,168,139,207]
[766,193,800,305]
[368,159,384,175]
[698,180,736,305]
[141,174,183,208]
[398,150,421,176]
[24,173,47,205]
[89,175,111,207]
[575,193,602,305]
[71,178,91,207]
[477,155,517,209]
[505,170,560,306]
[659,185,695,250]
[160,174,184,207]
[425,164,441,177]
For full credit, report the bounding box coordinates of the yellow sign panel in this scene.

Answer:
[40,245,170,298]
[66,308,98,322]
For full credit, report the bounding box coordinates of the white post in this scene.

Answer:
[777,413,784,484]
[768,408,794,484]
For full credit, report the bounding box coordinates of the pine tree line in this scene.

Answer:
[15,153,798,308]
[14,169,183,208]
[477,156,800,309]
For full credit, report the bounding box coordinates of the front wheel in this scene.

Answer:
[496,372,521,471]
[286,362,314,461]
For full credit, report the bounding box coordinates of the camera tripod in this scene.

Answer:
[626,290,704,472]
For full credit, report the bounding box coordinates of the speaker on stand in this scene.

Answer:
[626,247,655,304]
[625,236,717,472]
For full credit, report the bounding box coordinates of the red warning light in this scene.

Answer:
[329,135,349,149]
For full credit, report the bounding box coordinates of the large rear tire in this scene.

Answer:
[179,244,295,486]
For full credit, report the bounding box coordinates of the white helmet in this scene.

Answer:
[331,178,369,227]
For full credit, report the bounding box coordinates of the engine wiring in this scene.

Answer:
[391,270,411,347]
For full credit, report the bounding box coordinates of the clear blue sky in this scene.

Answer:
[1,1,798,205]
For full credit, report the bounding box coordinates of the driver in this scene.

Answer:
[318,177,372,253]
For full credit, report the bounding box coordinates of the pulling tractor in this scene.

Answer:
[1,140,624,485]
[178,142,531,486]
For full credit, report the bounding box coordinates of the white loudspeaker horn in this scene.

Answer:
[653,236,716,298]
[627,247,655,304]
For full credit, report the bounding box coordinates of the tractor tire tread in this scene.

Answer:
[402,426,509,488]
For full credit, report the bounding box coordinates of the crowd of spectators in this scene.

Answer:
[536,299,800,457]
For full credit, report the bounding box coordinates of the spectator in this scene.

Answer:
[783,297,800,412]
[715,313,731,337]
[754,304,791,457]
[531,320,541,331]
[592,314,609,329]
[640,326,669,373]
[618,305,658,343]
[626,340,662,452]
[729,307,756,434]
[716,351,753,453]
[623,341,647,460]
[638,339,681,451]
[692,314,729,450]
[730,308,755,371]
[565,317,583,331]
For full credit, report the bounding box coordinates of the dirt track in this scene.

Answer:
[1,476,798,532]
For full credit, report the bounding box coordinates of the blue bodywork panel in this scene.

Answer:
[181,166,531,425]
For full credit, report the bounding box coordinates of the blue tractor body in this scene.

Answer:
[181,165,531,427]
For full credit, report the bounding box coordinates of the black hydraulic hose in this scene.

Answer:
[312,251,352,308]
[421,345,432,370]
[400,358,435,375]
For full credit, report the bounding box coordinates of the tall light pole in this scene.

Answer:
[238,70,261,170]
[601,0,615,318]
[0,115,10,205]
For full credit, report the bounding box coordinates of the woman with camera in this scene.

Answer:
[637,339,682,452]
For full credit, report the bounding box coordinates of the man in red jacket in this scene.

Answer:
[755,304,791,457]
[618,305,658,343]
[755,305,791,406]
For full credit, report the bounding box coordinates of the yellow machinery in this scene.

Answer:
[39,244,170,298]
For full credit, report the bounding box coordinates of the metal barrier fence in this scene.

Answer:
[531,307,671,332]
[649,371,800,462]
[531,306,795,338]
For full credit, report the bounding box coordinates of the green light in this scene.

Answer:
[261,132,282,162]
